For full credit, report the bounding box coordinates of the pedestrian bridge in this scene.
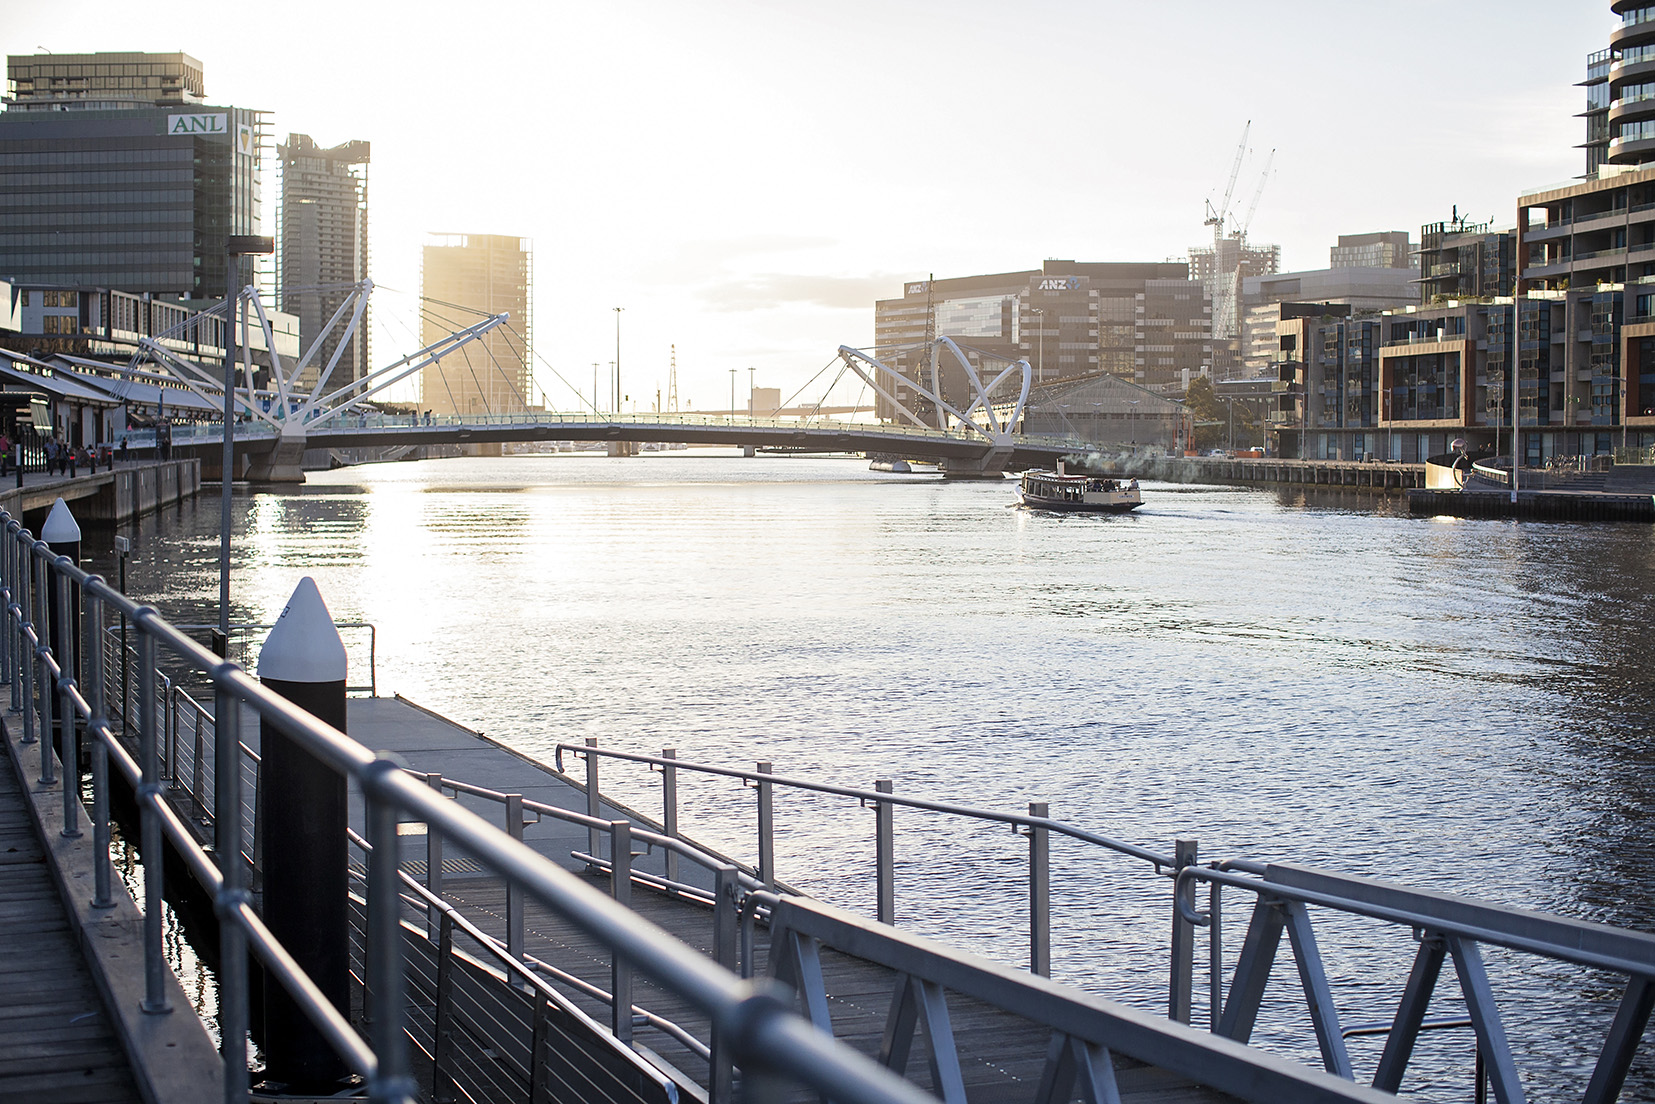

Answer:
[127,412,1090,482]
[124,280,1087,481]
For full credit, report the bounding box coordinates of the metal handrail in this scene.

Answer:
[346,827,711,1067]
[553,743,1176,870]
[0,511,939,1104]
[423,770,766,893]
[552,741,1197,1013]
[172,621,377,696]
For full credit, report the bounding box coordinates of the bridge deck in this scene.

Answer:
[0,738,142,1104]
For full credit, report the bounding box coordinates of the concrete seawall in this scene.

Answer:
[1101,454,1425,493]
[0,459,200,524]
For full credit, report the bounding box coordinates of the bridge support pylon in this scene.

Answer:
[246,426,309,484]
[941,447,1015,480]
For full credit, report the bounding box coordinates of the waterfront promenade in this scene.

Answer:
[0,458,198,524]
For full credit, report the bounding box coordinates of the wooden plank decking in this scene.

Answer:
[0,742,142,1104]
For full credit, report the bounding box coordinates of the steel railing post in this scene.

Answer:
[610,819,633,1046]
[136,627,170,1013]
[710,864,738,1104]
[54,562,79,837]
[757,761,775,890]
[192,708,206,817]
[1170,838,1199,1024]
[85,589,113,910]
[17,537,34,746]
[214,681,249,1103]
[661,747,679,887]
[35,550,55,785]
[1208,876,1224,1032]
[363,758,413,1101]
[0,527,10,689]
[875,779,894,925]
[426,772,444,939]
[584,737,601,862]
[432,913,456,1104]
[1029,801,1050,977]
[506,792,525,974]
[7,524,21,716]
[164,678,177,783]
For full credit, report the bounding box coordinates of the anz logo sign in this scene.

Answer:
[906,281,930,296]
[1036,277,1082,292]
[166,113,228,136]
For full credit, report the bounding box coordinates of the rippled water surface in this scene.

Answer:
[95,452,1655,1100]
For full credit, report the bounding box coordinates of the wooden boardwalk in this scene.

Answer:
[0,742,142,1104]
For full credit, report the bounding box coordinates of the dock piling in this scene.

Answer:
[257,577,350,1091]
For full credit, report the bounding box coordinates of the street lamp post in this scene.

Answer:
[729,368,736,420]
[748,366,755,420]
[613,307,624,416]
[1030,307,1045,384]
[219,234,272,653]
[592,363,600,415]
[1127,398,1140,451]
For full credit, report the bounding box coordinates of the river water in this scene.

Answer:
[89,451,1655,1100]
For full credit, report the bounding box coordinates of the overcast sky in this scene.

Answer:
[1,0,1613,411]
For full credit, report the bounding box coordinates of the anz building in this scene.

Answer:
[871,260,1210,423]
[0,52,265,298]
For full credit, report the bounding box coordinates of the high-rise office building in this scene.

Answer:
[419,235,532,416]
[278,134,370,392]
[1330,232,1414,270]
[0,52,266,297]
[872,261,1209,421]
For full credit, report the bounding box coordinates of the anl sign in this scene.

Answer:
[167,113,228,136]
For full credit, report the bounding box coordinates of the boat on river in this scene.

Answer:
[1018,463,1142,513]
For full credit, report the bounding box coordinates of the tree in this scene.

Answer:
[1183,376,1225,450]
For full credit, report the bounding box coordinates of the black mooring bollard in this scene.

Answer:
[42,498,80,754]
[257,576,349,1092]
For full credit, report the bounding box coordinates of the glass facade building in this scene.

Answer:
[278,133,370,393]
[0,53,265,298]
[419,234,533,416]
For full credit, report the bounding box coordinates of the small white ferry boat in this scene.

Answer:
[1018,463,1142,513]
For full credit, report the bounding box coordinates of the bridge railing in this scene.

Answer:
[121,411,1089,452]
[0,510,943,1104]
[1174,861,1655,1103]
[551,741,1203,1010]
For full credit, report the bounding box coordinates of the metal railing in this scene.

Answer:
[1175,861,1655,1104]
[551,741,1206,1018]
[119,411,1088,453]
[0,509,939,1104]
[171,621,377,696]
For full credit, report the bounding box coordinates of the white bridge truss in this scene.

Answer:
[130,279,508,440]
[837,337,1031,447]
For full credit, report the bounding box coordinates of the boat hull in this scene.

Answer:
[1018,492,1141,513]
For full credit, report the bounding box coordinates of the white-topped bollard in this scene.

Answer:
[257,577,349,1093]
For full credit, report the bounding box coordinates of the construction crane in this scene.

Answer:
[1204,120,1250,239]
[1239,148,1275,240]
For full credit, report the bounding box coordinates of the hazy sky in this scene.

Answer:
[0,1,1613,411]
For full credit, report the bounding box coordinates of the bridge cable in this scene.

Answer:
[420,303,495,417]
[771,356,843,422]
[501,321,598,415]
